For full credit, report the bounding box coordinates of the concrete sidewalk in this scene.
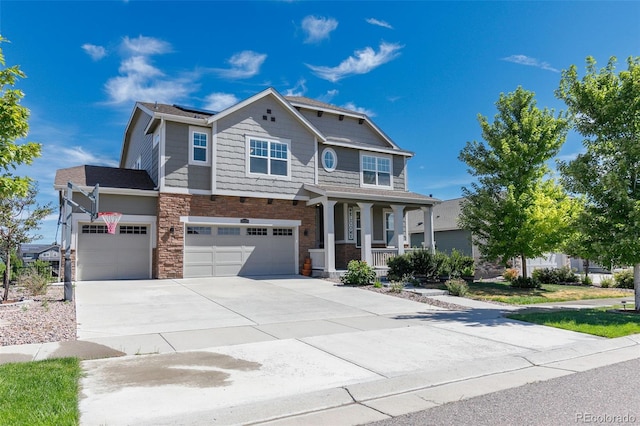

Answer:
[0,277,638,425]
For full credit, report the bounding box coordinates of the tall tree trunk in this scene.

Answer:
[584,259,590,280]
[634,264,640,312]
[3,250,10,302]
[521,254,527,278]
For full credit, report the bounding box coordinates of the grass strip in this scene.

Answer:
[507,308,640,338]
[0,357,81,426]
[462,281,631,305]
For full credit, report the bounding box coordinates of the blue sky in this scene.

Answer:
[1,1,639,244]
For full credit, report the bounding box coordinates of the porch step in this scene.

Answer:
[403,286,448,296]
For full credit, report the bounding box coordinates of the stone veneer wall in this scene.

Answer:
[155,193,316,279]
[60,249,76,281]
[335,243,361,270]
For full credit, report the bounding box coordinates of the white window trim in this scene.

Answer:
[360,152,393,189]
[384,210,395,247]
[245,135,292,181]
[321,147,337,172]
[189,126,211,166]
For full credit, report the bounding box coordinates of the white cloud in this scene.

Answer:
[366,18,393,29]
[317,89,339,103]
[121,35,172,55]
[204,93,239,112]
[58,146,119,168]
[307,42,403,82]
[502,54,559,72]
[341,102,375,117]
[82,44,107,61]
[302,16,338,43]
[104,36,195,104]
[284,79,307,97]
[213,51,267,79]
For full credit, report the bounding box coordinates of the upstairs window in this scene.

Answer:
[190,127,210,165]
[361,154,392,187]
[247,136,290,178]
[322,148,337,172]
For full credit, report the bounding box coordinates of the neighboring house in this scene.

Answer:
[55,88,439,281]
[18,244,61,276]
[407,197,477,258]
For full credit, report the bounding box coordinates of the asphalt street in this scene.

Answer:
[369,358,640,426]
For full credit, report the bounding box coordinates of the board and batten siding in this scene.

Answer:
[164,121,211,191]
[215,96,316,196]
[318,145,406,190]
[298,109,390,148]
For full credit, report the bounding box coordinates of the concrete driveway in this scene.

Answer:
[76,276,605,425]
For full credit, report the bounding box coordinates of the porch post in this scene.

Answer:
[391,205,405,255]
[357,202,373,264]
[323,200,337,272]
[421,205,435,254]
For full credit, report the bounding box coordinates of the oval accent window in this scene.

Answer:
[322,148,337,172]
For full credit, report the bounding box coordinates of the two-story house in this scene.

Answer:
[55,88,438,281]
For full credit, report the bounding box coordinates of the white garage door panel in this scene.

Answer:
[77,226,151,281]
[184,226,296,278]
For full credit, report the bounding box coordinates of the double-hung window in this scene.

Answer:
[190,127,209,165]
[361,154,392,187]
[247,137,290,178]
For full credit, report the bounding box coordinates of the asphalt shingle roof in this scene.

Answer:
[54,165,156,190]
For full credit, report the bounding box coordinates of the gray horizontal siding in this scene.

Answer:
[318,146,407,191]
[164,122,211,191]
[215,96,316,196]
[299,109,390,148]
[72,193,156,216]
[125,110,155,184]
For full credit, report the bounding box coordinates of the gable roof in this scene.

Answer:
[286,96,407,154]
[408,197,465,232]
[206,87,326,142]
[54,165,156,191]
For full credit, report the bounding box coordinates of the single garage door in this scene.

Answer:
[77,224,151,280]
[184,225,296,277]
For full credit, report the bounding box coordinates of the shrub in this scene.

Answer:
[434,251,451,278]
[503,268,519,282]
[341,260,376,286]
[510,276,541,289]
[373,280,383,288]
[581,275,593,286]
[387,254,412,282]
[18,269,50,297]
[531,266,578,284]
[409,249,439,280]
[600,276,614,288]
[445,278,469,296]
[390,281,404,293]
[613,269,634,289]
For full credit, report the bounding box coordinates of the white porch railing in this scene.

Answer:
[372,248,398,268]
[308,249,325,270]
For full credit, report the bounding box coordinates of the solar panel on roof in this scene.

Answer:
[172,104,218,115]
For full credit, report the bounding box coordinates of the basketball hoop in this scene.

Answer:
[98,212,122,235]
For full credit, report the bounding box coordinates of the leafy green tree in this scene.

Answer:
[557,56,640,310]
[0,185,53,301]
[0,36,41,198]
[459,86,575,278]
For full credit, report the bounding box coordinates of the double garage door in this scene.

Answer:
[184,225,296,277]
[76,224,151,281]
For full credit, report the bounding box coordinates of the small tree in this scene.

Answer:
[0,185,53,301]
[0,36,41,198]
[557,56,640,310]
[459,87,576,278]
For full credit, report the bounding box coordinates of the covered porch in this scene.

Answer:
[304,184,439,275]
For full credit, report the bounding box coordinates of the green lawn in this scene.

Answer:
[0,358,81,426]
[507,308,640,338]
[461,281,632,305]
